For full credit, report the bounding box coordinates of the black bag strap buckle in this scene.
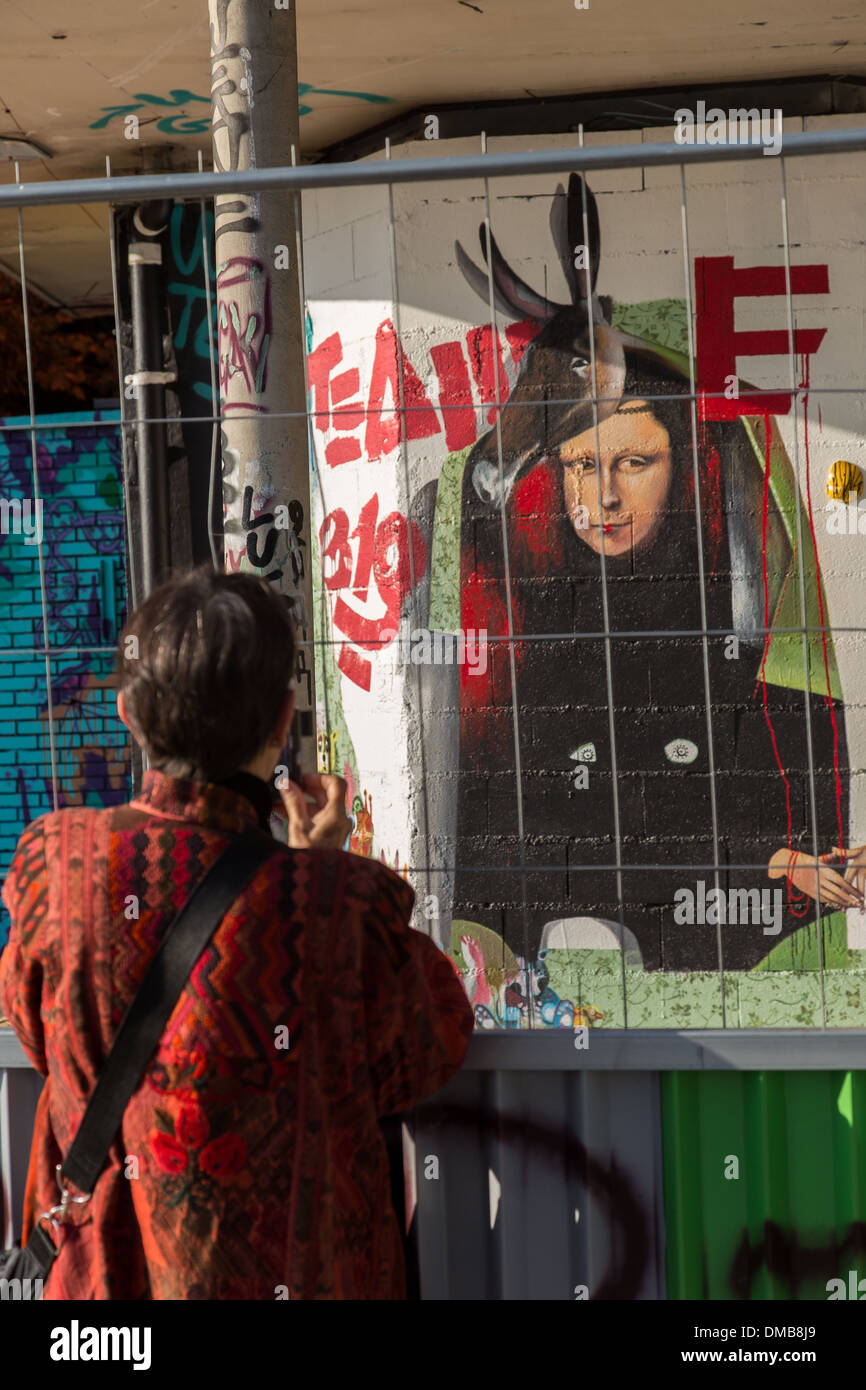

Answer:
[30,829,277,1256]
[35,1164,91,1245]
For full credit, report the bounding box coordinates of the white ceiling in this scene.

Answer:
[0,0,864,306]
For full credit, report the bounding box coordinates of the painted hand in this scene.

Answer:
[829,844,866,905]
[277,773,352,851]
[770,849,865,910]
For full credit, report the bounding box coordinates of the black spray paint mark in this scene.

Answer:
[730,1219,866,1300]
[419,1102,650,1299]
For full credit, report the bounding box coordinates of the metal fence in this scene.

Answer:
[3,124,866,1297]
[0,127,865,994]
[5,122,866,1023]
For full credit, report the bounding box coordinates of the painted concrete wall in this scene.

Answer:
[3,116,866,1034]
[303,114,866,1029]
[0,412,129,948]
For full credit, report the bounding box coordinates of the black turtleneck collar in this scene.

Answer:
[215,770,274,830]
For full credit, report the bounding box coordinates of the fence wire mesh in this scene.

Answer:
[1,124,865,1030]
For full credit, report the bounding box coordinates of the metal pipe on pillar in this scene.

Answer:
[127,199,174,598]
[208,0,316,772]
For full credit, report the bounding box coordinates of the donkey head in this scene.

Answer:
[456,173,632,507]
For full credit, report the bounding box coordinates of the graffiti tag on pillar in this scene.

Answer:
[241,485,280,579]
[294,646,312,704]
[283,499,308,631]
[209,0,259,243]
[286,500,306,586]
[320,495,427,691]
[220,431,242,530]
[217,258,272,408]
[230,489,308,616]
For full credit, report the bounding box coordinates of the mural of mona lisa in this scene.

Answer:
[452,352,861,975]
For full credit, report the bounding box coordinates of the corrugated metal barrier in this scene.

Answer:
[6,1033,866,1299]
[412,1067,666,1300]
[662,1071,866,1301]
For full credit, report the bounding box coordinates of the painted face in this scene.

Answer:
[558,400,674,557]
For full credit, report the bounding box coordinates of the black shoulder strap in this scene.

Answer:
[61,827,278,1195]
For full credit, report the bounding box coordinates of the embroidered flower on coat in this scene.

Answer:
[199,1133,246,1179]
[150,1106,247,1210]
[177,1106,210,1148]
[152,1132,189,1175]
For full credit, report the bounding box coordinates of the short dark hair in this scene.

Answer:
[118,567,296,782]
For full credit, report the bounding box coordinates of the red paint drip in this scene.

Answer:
[704,435,724,574]
[684,424,723,575]
[460,564,507,701]
[755,414,808,916]
[758,374,846,917]
[800,360,845,850]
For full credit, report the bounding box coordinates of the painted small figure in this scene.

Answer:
[349,789,374,857]
[826,459,863,505]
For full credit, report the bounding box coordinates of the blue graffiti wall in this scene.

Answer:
[0,411,129,949]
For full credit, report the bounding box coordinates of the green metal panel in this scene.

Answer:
[662,1071,866,1300]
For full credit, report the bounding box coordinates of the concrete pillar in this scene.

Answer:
[208,0,315,768]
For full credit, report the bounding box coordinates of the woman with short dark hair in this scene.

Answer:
[0,567,474,1299]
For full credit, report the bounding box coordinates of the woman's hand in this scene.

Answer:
[276,773,352,851]
[769,848,865,910]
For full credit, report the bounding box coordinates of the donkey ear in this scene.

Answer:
[455,240,516,319]
[597,293,614,323]
[480,223,563,323]
[549,182,580,305]
[567,173,600,304]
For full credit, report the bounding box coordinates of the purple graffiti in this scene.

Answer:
[216,258,272,407]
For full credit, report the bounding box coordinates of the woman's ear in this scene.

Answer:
[116,691,142,746]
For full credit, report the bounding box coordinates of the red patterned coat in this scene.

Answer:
[0,771,474,1300]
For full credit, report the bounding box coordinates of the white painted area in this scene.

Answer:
[488,1166,501,1230]
[542,918,642,957]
